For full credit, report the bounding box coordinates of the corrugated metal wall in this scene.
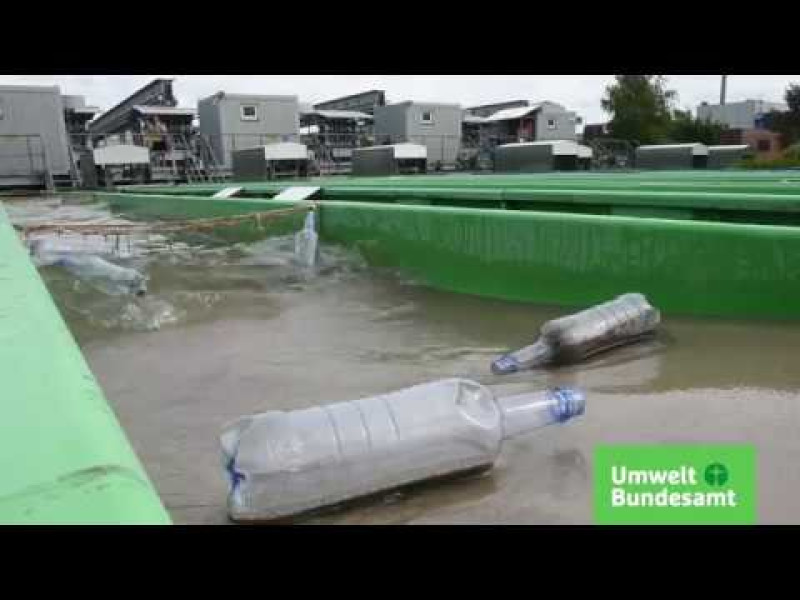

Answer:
[0,86,71,178]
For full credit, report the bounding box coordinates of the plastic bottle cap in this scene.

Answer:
[549,387,586,423]
[491,355,520,374]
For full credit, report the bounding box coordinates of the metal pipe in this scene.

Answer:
[720,75,728,105]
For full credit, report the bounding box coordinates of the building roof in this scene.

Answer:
[260,142,308,161]
[498,139,580,156]
[699,99,788,111]
[463,114,489,124]
[94,79,173,118]
[357,143,427,160]
[314,89,385,108]
[485,104,544,122]
[132,105,196,117]
[70,106,101,115]
[467,100,529,113]
[300,109,373,120]
[0,85,61,94]
[637,143,709,155]
[233,142,308,161]
[707,145,750,151]
[389,100,462,109]
[202,92,297,103]
[89,78,177,134]
[483,101,571,122]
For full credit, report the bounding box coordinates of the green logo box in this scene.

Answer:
[594,445,756,525]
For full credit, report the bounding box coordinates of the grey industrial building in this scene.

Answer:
[62,95,100,150]
[88,78,199,183]
[299,108,373,173]
[0,85,73,188]
[374,101,463,169]
[697,99,787,130]
[88,79,192,141]
[699,98,788,161]
[198,92,299,172]
[479,101,579,143]
[0,79,594,188]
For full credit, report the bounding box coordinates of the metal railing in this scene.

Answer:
[67,132,224,184]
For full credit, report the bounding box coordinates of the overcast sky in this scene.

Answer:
[1,75,797,124]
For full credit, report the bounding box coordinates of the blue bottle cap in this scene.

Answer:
[491,355,520,374]
[549,387,586,422]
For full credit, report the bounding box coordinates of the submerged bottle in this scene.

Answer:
[293,208,319,268]
[220,378,585,522]
[56,254,148,296]
[492,293,660,374]
[32,240,148,297]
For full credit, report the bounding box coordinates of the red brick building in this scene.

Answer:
[720,128,783,160]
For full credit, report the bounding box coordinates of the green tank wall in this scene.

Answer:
[120,170,800,198]
[114,172,800,227]
[96,193,800,320]
[0,205,171,524]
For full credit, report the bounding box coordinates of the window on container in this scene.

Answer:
[757,139,771,152]
[240,105,258,121]
[547,118,557,130]
[421,111,434,124]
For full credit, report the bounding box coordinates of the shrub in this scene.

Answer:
[735,157,800,170]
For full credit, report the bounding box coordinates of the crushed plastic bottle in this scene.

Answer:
[293,207,319,268]
[220,378,585,523]
[492,293,660,374]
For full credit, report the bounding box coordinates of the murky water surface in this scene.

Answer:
[8,195,800,524]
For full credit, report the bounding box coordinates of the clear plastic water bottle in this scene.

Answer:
[36,249,148,297]
[293,208,319,268]
[492,293,660,374]
[220,378,585,522]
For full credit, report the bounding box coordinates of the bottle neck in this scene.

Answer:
[497,388,585,440]
[304,209,316,232]
[491,339,553,374]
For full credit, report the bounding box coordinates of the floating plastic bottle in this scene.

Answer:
[220,378,585,522]
[492,293,660,374]
[293,208,319,268]
[32,241,148,297]
[55,254,148,297]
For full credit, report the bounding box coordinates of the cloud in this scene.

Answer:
[1,74,798,124]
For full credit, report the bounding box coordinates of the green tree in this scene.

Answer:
[762,82,800,148]
[601,75,677,144]
[669,109,726,145]
[785,83,800,113]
